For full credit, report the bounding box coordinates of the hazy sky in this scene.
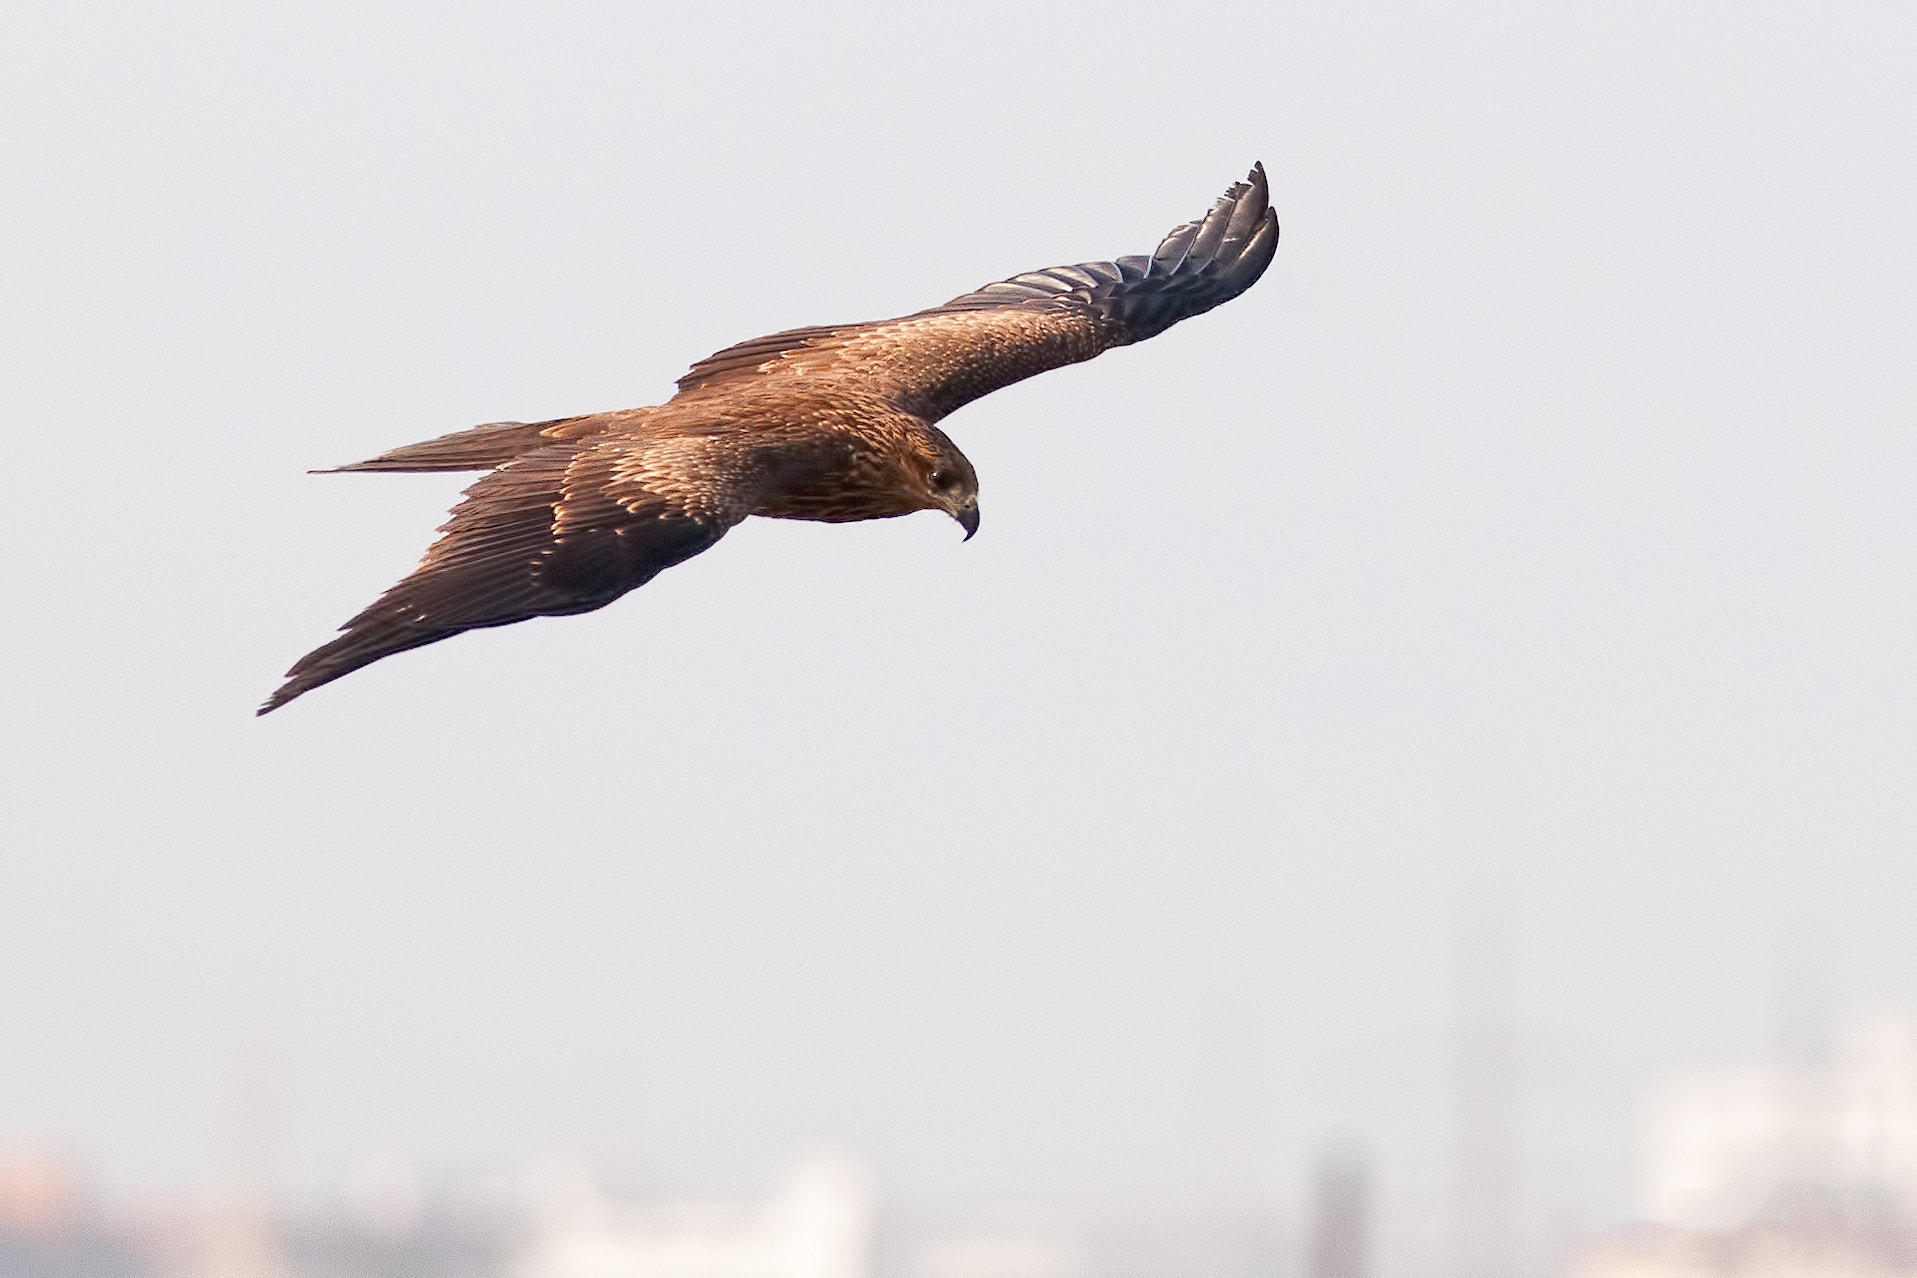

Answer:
[3,0,1913,1251]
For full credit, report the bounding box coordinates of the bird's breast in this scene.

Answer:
[747,434,926,525]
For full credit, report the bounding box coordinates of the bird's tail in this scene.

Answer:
[315,416,589,473]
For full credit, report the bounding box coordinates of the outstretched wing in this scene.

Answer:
[672,163,1277,422]
[260,441,731,714]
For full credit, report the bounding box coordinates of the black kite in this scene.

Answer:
[262,164,1278,713]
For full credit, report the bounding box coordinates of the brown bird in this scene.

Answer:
[261,163,1278,714]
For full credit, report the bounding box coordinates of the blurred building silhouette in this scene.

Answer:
[1569,1010,1917,1277]
[1309,1140,1371,1278]
[1451,877,1517,1278]
[0,1145,149,1277]
[891,1197,1285,1278]
[515,1148,872,1278]
[0,1145,82,1241]
[0,1141,1303,1278]
[1639,1010,1917,1230]
[201,1057,286,1278]
[1566,1217,1917,1278]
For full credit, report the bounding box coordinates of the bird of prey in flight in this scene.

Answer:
[261,163,1278,714]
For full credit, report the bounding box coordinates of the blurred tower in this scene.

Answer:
[1309,1139,1371,1278]
[1451,875,1516,1278]
[205,1054,287,1278]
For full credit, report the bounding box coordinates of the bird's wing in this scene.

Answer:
[670,163,1277,422]
[260,438,735,713]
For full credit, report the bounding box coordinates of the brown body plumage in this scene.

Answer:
[261,164,1278,713]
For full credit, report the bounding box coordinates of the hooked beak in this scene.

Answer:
[956,503,980,541]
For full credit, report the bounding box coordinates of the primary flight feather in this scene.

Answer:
[262,163,1279,714]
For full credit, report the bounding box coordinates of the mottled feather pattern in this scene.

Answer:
[262,165,1275,712]
[675,326,840,396]
[609,436,763,523]
[836,311,1109,423]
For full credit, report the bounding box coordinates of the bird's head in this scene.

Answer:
[913,429,981,540]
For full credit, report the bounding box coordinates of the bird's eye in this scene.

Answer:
[930,468,952,489]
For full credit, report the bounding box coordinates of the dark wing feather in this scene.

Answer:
[669,163,1277,420]
[928,161,1277,342]
[260,443,728,714]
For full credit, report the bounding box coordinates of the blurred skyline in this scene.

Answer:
[10,1008,1917,1276]
[2,0,1913,1258]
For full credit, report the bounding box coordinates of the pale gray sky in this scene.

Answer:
[2,0,1912,1245]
